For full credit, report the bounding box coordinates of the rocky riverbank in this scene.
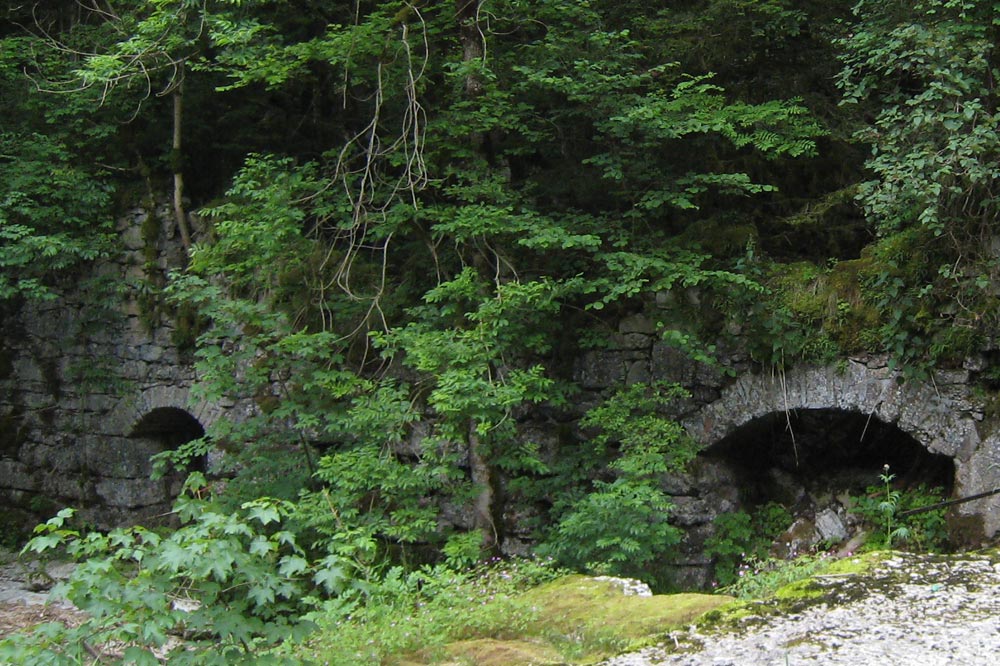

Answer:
[603,550,1000,665]
[0,551,80,639]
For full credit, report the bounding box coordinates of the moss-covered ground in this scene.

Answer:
[384,575,731,666]
[307,551,931,665]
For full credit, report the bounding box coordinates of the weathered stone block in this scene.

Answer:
[815,507,848,543]
[575,350,627,389]
[626,360,651,385]
[81,437,161,479]
[96,477,172,509]
[618,313,657,335]
[651,343,698,385]
[618,332,653,350]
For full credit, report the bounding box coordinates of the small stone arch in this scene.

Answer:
[683,359,1000,539]
[129,406,206,448]
[106,383,224,442]
[128,407,206,480]
[88,399,214,526]
[83,405,206,524]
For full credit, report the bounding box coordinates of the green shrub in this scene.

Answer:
[719,553,831,600]
[539,382,695,589]
[541,478,682,588]
[705,502,792,587]
[0,475,323,665]
[850,478,950,552]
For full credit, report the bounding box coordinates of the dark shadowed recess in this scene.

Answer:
[702,408,955,506]
[129,406,206,472]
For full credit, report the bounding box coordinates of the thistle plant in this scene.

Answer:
[878,464,911,547]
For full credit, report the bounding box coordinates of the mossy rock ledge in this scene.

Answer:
[397,575,732,666]
[600,550,1000,665]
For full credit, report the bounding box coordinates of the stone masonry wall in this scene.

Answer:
[570,312,1000,586]
[4,211,1000,585]
[0,204,222,532]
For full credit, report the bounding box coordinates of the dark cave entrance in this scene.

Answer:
[130,407,207,469]
[705,409,954,503]
[128,407,207,506]
[700,408,955,554]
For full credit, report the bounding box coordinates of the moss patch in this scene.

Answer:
[822,551,889,576]
[392,576,732,666]
[694,551,891,634]
[407,638,565,666]
[694,600,763,632]
[523,576,730,636]
[763,257,882,357]
[772,578,824,604]
[517,576,732,662]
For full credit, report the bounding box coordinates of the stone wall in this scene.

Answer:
[4,214,1000,584]
[0,204,222,532]
[571,312,1000,586]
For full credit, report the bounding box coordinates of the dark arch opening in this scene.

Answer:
[129,407,207,474]
[130,407,204,443]
[703,409,954,505]
[697,408,956,561]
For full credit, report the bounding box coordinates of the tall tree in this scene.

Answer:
[7,0,829,565]
[837,0,1000,369]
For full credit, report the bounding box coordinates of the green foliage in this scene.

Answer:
[83,0,832,572]
[719,552,832,600]
[0,132,115,301]
[542,479,681,584]
[301,439,452,574]
[306,563,729,665]
[0,0,902,635]
[835,0,1000,371]
[300,557,563,666]
[1,478,324,664]
[838,0,1000,237]
[705,502,792,586]
[189,155,325,297]
[442,531,485,570]
[850,472,950,552]
[382,269,565,447]
[579,382,697,477]
[539,383,696,588]
[875,466,910,547]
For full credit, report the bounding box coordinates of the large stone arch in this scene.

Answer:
[683,359,1000,538]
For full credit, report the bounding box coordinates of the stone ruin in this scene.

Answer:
[569,314,1000,586]
[0,203,225,533]
[3,207,1000,586]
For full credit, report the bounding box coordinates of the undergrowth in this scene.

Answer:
[300,557,564,665]
[850,477,949,552]
[718,553,832,600]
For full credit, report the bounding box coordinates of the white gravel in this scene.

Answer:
[0,554,75,607]
[602,552,1000,666]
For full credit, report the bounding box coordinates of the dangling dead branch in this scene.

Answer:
[308,4,431,345]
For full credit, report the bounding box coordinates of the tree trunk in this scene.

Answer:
[468,424,502,556]
[172,77,193,253]
[455,0,484,97]
[455,0,502,557]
